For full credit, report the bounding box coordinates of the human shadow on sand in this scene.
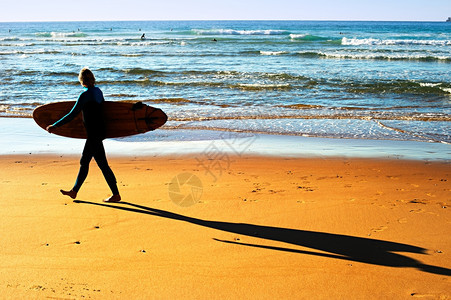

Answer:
[74,200,450,276]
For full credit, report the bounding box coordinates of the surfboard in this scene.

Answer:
[33,101,167,139]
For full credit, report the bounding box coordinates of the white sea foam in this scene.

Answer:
[36,32,88,38]
[238,83,290,89]
[0,49,61,55]
[128,41,171,46]
[290,34,308,39]
[2,43,34,47]
[419,83,442,87]
[342,37,451,46]
[193,29,287,35]
[289,34,327,41]
[260,51,288,55]
[25,37,171,46]
[309,51,451,61]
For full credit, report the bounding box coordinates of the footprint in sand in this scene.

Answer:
[410,293,438,298]
[371,225,388,233]
[268,189,285,194]
[297,186,315,192]
[397,218,408,224]
[409,199,428,204]
[297,200,316,204]
[240,197,258,203]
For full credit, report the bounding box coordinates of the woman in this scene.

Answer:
[47,67,121,203]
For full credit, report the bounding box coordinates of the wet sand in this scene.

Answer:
[1,117,450,160]
[0,154,449,299]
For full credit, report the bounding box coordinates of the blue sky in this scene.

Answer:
[1,0,450,22]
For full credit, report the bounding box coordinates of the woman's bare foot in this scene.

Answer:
[103,194,121,203]
[60,189,77,199]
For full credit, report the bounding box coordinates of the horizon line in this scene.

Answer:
[1,18,449,24]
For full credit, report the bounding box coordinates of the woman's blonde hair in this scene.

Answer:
[78,67,95,87]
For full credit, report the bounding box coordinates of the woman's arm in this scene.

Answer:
[47,92,86,132]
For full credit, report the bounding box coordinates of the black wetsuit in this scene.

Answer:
[52,87,119,195]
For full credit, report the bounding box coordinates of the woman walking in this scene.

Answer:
[47,67,121,202]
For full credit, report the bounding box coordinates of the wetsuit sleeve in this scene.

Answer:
[52,92,85,128]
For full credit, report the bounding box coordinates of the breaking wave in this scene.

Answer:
[296,51,451,62]
[289,34,330,41]
[342,37,451,46]
[36,32,88,38]
[192,29,288,35]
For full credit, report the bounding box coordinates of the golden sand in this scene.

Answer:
[0,154,449,299]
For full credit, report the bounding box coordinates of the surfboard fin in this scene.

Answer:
[131,101,144,111]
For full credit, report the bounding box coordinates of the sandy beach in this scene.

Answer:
[1,17,450,300]
[0,153,449,299]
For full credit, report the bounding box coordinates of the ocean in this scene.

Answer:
[0,20,450,144]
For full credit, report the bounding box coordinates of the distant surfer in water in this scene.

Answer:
[46,68,121,203]
[141,33,146,40]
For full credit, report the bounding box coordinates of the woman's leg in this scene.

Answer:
[91,139,120,197]
[61,139,93,199]
[74,139,95,191]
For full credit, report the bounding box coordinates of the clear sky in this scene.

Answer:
[1,0,450,22]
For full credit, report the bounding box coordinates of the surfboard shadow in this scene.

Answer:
[73,200,450,276]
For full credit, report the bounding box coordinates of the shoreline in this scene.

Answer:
[1,117,450,161]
